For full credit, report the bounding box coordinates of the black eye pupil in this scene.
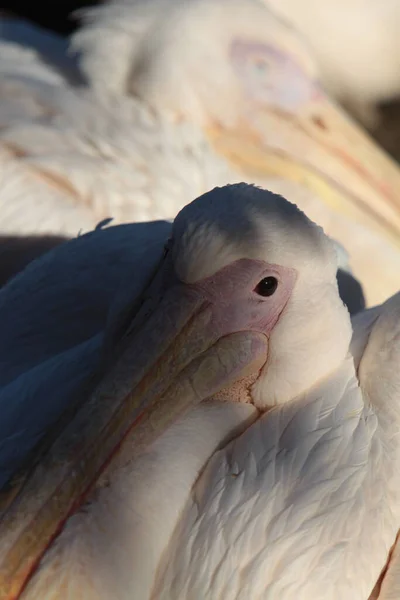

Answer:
[255,276,278,297]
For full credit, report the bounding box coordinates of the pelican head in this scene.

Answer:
[74,0,317,126]
[170,183,351,407]
[0,183,351,596]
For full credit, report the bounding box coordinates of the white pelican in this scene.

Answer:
[264,0,400,127]
[1,0,400,307]
[0,183,398,599]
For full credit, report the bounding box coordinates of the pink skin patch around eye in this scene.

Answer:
[126,256,296,409]
[188,257,297,340]
[186,258,296,406]
[230,38,317,112]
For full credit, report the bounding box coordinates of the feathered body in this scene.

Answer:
[0,184,399,598]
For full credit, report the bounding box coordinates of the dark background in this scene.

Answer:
[0,1,99,35]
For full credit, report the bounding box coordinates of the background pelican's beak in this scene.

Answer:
[0,260,268,599]
[206,88,400,307]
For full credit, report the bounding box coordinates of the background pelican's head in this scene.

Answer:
[73,0,317,127]
[71,0,400,308]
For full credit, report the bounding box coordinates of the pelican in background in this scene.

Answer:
[1,0,400,307]
[264,0,400,127]
[0,183,400,599]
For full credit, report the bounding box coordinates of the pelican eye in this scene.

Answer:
[253,58,269,73]
[254,276,278,297]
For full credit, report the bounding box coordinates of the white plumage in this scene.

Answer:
[155,359,385,600]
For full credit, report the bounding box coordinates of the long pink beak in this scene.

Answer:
[0,258,269,599]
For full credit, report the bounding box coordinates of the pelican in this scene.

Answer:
[264,0,400,127]
[1,0,400,307]
[0,183,399,599]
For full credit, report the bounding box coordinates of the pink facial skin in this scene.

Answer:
[188,258,297,339]
[230,39,317,112]
[120,257,296,397]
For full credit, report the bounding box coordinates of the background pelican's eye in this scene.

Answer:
[253,57,269,74]
[255,276,278,297]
